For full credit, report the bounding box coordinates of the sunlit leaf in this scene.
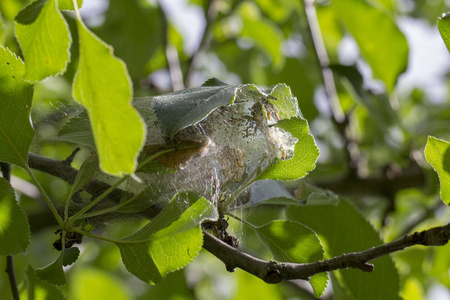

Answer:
[116,192,218,284]
[424,136,450,204]
[73,16,146,176]
[252,220,327,297]
[258,117,319,180]
[22,266,65,300]
[35,252,66,286]
[287,198,401,300]
[438,12,450,54]
[333,0,408,91]
[15,0,71,82]
[268,83,299,119]
[0,178,30,255]
[0,46,34,168]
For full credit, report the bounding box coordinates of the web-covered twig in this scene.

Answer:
[25,153,450,283]
[203,224,450,283]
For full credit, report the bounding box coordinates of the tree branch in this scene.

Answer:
[203,223,450,283]
[302,0,344,123]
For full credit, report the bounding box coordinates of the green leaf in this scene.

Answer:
[116,192,218,284]
[69,154,98,199]
[268,83,300,119]
[63,246,80,266]
[58,0,83,11]
[287,198,401,300]
[151,84,239,137]
[424,136,450,204]
[438,13,450,54]
[23,266,65,300]
[15,0,71,82]
[0,46,34,168]
[0,177,30,255]
[72,17,146,177]
[70,267,131,300]
[35,252,66,286]
[252,220,327,296]
[258,117,319,180]
[333,0,408,91]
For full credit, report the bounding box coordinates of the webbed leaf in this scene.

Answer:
[258,117,319,181]
[151,84,239,137]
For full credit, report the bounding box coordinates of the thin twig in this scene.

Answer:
[203,222,450,283]
[302,0,344,123]
[158,0,185,91]
[5,256,20,300]
[1,163,20,300]
[184,0,220,87]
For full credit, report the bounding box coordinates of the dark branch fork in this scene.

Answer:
[26,153,450,283]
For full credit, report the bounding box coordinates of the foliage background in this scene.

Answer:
[1,0,450,299]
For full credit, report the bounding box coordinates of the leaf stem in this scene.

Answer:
[24,165,64,227]
[67,148,176,224]
[80,190,141,219]
[71,228,123,244]
[68,174,129,226]
[71,228,154,245]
